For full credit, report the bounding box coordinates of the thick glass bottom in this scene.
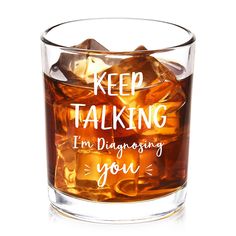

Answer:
[48,184,186,223]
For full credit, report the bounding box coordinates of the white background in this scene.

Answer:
[0,0,235,235]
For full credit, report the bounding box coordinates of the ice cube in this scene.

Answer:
[140,109,180,137]
[67,103,114,148]
[98,54,166,89]
[134,45,148,51]
[53,99,114,148]
[51,39,111,84]
[97,49,180,113]
[73,38,109,51]
[139,76,186,138]
[97,49,185,141]
[161,60,185,77]
[54,141,77,194]
[47,63,114,145]
[76,151,117,201]
[76,151,116,185]
[144,78,185,106]
[54,142,117,200]
[114,149,140,197]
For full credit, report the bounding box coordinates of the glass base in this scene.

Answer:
[48,184,187,223]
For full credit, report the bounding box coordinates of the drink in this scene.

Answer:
[41,18,195,222]
[44,54,192,201]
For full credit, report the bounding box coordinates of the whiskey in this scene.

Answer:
[44,39,192,202]
[41,19,195,222]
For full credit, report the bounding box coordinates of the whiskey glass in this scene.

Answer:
[41,18,195,223]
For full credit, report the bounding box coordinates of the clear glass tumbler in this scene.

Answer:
[41,18,195,223]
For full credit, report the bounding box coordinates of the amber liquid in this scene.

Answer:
[44,69,192,202]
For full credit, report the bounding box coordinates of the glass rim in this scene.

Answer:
[41,17,196,55]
